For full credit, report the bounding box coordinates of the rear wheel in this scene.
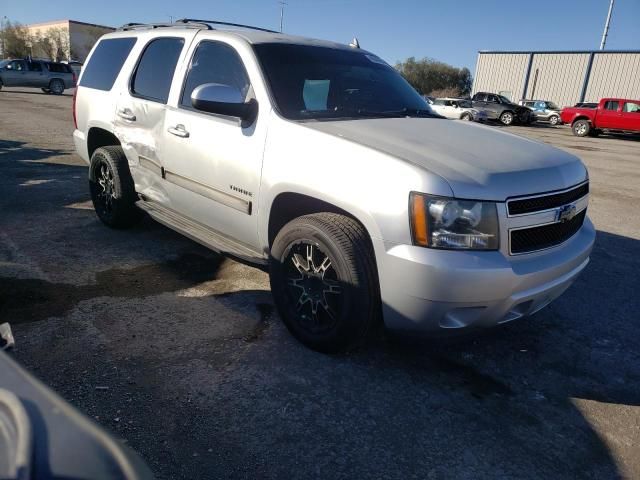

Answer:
[499,111,514,125]
[572,119,591,137]
[269,213,379,353]
[89,146,140,229]
[49,79,64,95]
[41,88,50,94]
[549,114,560,126]
[0,79,3,91]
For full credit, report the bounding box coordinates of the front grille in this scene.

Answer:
[508,183,589,215]
[510,210,586,254]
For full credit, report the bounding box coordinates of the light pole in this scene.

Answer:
[600,0,615,50]
[279,1,287,33]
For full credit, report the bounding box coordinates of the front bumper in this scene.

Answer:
[377,216,595,335]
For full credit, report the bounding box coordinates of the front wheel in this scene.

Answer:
[572,119,591,137]
[89,146,140,229]
[549,114,560,126]
[460,112,473,121]
[499,111,514,126]
[269,213,380,353]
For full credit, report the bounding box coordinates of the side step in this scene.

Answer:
[136,199,267,266]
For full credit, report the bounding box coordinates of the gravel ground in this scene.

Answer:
[1,87,639,479]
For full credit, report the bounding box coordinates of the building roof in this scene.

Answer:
[27,19,115,31]
[478,49,640,55]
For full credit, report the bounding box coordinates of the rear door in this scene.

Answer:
[620,101,640,131]
[114,32,196,207]
[26,61,47,87]
[597,100,622,129]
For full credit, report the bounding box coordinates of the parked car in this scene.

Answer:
[0,58,76,94]
[472,92,535,125]
[561,98,640,137]
[430,97,488,122]
[73,20,594,353]
[520,99,562,125]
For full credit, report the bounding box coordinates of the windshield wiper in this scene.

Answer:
[355,108,437,118]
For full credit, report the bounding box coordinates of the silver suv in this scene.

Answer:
[73,20,595,352]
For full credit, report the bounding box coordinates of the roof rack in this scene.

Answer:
[175,18,278,33]
[117,21,211,31]
[117,19,278,33]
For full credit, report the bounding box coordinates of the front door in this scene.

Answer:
[2,60,27,86]
[160,38,268,250]
[598,100,622,129]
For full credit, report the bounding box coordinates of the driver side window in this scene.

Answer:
[181,41,251,109]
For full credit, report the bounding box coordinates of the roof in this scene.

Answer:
[26,19,115,31]
[478,49,640,55]
[105,24,362,53]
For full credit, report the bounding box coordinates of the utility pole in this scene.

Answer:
[600,0,615,50]
[279,1,287,33]
[1,16,7,59]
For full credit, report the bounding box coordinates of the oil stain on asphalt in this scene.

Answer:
[0,253,225,324]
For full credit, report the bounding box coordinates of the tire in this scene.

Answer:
[49,79,64,95]
[572,119,591,137]
[0,79,3,91]
[549,115,560,126]
[499,111,514,126]
[460,112,473,121]
[41,88,51,94]
[269,213,380,353]
[89,146,140,229]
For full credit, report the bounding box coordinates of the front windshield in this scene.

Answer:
[547,101,559,109]
[0,60,9,68]
[458,100,472,108]
[254,43,433,120]
[498,95,512,104]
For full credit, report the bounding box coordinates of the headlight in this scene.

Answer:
[410,193,499,250]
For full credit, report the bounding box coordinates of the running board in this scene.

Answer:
[136,199,267,266]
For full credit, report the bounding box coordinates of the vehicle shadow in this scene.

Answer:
[0,88,73,97]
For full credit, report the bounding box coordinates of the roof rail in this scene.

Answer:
[117,21,211,31]
[175,18,278,33]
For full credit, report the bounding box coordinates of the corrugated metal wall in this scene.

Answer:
[585,53,640,102]
[473,51,640,108]
[525,53,590,108]
[472,53,529,102]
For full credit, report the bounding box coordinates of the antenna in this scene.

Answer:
[349,37,360,49]
[279,1,288,33]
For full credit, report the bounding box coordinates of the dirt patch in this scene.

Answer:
[0,253,223,324]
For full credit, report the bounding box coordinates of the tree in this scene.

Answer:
[0,20,31,58]
[395,57,473,97]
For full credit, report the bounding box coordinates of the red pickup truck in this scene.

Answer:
[561,98,640,137]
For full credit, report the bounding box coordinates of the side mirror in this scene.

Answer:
[191,83,258,126]
[5,65,12,70]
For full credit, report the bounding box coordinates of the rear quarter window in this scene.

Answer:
[80,37,137,91]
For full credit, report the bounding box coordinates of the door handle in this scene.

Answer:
[168,124,189,138]
[117,109,136,122]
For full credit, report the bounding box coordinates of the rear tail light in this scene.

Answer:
[72,71,77,85]
[72,88,78,129]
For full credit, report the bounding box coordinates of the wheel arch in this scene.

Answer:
[571,115,592,126]
[87,127,121,160]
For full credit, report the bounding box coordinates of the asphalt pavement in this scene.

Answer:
[1,87,639,479]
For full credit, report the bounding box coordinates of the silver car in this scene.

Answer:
[520,100,562,125]
[72,20,594,352]
[430,97,488,122]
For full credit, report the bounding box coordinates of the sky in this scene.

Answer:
[3,0,639,72]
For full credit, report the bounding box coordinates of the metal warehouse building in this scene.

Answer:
[472,50,640,108]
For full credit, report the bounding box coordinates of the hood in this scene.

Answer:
[302,117,587,201]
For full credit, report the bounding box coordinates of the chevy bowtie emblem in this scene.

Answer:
[557,204,577,223]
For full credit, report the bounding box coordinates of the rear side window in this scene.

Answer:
[80,37,137,91]
[180,41,250,108]
[604,100,619,111]
[47,63,71,73]
[27,62,42,72]
[132,37,184,104]
[624,101,640,113]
